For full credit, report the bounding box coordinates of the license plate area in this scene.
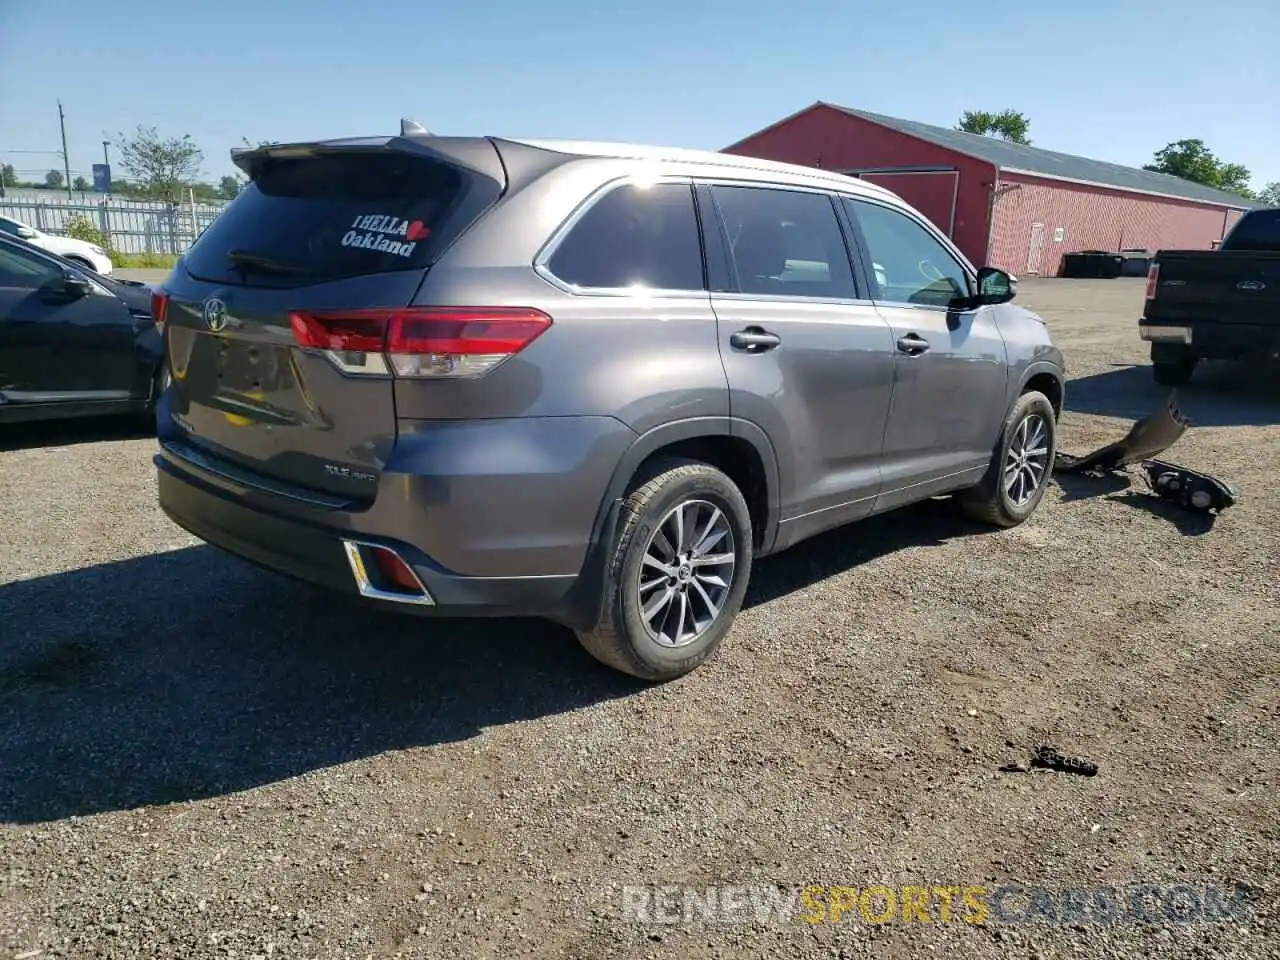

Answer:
[215,338,289,394]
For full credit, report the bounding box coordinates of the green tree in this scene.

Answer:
[115,125,205,203]
[1257,182,1280,206]
[45,169,64,189]
[957,109,1031,145]
[1144,139,1254,198]
[72,175,91,192]
[1,164,16,187]
[218,175,243,199]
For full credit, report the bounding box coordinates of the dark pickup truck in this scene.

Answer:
[1139,207,1280,385]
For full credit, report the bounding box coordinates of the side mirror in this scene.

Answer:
[59,270,94,298]
[16,226,38,240]
[976,266,1016,305]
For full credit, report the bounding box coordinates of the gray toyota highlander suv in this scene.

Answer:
[153,126,1064,680]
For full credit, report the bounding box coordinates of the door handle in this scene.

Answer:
[896,334,930,355]
[730,327,781,353]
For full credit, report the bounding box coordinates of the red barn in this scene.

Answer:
[723,103,1255,277]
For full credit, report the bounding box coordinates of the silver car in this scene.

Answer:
[153,125,1065,681]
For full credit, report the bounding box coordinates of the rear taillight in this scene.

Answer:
[150,288,170,333]
[286,307,552,378]
[1145,263,1160,300]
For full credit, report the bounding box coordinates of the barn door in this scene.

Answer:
[1026,223,1046,274]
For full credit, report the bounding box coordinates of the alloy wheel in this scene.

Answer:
[1004,413,1050,506]
[636,499,736,648]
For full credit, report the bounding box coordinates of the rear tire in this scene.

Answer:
[574,458,753,681]
[1151,345,1197,387]
[959,390,1056,529]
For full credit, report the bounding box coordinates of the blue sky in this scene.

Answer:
[3,0,1277,189]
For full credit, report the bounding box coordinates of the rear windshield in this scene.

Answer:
[183,152,474,287]
[1221,209,1280,252]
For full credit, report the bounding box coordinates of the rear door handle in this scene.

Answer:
[896,333,930,355]
[730,327,782,352]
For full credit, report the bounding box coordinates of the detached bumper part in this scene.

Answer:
[1054,391,1188,474]
[1053,392,1238,516]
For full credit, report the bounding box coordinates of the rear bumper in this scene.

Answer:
[154,412,638,623]
[157,457,586,620]
[1140,319,1280,362]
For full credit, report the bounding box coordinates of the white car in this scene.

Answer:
[0,215,114,275]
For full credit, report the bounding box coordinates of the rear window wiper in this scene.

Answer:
[225,249,312,276]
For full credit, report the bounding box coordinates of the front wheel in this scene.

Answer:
[959,390,1057,528]
[575,458,753,681]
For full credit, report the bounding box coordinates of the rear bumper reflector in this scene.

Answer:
[341,539,435,605]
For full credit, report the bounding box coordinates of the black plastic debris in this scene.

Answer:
[1031,745,1099,777]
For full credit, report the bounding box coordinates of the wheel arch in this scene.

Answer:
[1017,362,1065,420]
[562,417,781,631]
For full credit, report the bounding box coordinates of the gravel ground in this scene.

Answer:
[1,278,1277,959]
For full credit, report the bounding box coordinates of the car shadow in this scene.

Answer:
[0,414,154,452]
[1051,469,1134,504]
[1108,490,1218,536]
[1065,362,1279,427]
[744,497,983,608]
[1050,471,1217,535]
[0,499,988,824]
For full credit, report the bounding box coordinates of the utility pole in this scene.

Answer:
[57,100,73,199]
[102,139,112,195]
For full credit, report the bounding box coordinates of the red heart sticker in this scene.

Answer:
[406,220,430,241]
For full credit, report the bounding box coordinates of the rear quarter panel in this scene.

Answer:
[395,158,731,433]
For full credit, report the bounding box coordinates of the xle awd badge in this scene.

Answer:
[203,297,228,332]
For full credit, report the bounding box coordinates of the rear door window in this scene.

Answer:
[709,185,858,300]
[182,151,485,288]
[544,182,705,292]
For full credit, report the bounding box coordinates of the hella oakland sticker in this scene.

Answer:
[341,214,431,257]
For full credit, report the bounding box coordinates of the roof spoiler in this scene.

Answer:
[230,131,508,185]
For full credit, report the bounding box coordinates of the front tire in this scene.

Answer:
[959,390,1057,528]
[575,458,753,681]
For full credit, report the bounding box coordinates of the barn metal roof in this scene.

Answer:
[823,103,1257,210]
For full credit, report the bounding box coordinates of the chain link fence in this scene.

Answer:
[0,193,228,255]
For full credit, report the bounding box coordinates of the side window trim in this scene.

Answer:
[692,183,734,294]
[831,193,874,301]
[698,179,868,304]
[533,175,709,298]
[840,195,976,307]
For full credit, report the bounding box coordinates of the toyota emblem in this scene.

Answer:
[203,297,228,332]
